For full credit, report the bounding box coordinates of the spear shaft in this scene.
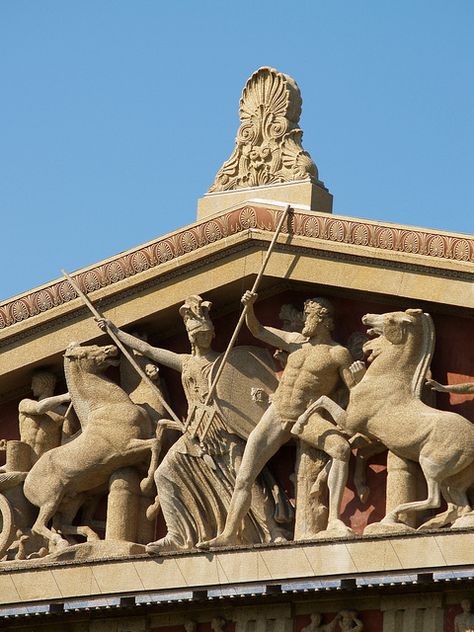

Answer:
[61,269,182,426]
[197,204,292,440]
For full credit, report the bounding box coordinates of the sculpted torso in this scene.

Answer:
[273,342,345,421]
[19,407,63,461]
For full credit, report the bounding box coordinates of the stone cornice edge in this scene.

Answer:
[1,206,473,331]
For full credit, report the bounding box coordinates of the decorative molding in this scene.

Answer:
[0,206,473,332]
[208,67,320,192]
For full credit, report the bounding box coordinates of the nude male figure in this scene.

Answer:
[198,292,363,548]
[18,371,71,466]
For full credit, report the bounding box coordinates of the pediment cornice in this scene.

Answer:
[1,204,473,338]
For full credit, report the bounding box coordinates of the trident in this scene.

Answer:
[192,204,292,443]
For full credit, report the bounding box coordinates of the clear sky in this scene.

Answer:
[1,1,473,301]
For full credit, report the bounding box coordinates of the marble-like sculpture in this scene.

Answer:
[198,291,364,548]
[428,379,474,394]
[302,613,339,632]
[455,600,474,632]
[302,611,364,632]
[18,371,71,467]
[209,67,319,192]
[99,295,290,552]
[304,309,474,532]
[23,342,160,551]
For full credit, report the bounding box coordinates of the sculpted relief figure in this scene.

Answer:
[199,291,363,548]
[0,370,70,476]
[455,600,474,632]
[302,611,363,632]
[308,308,474,532]
[302,613,339,632]
[22,342,159,552]
[18,371,71,467]
[99,295,289,553]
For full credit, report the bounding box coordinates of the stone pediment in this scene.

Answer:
[0,201,473,395]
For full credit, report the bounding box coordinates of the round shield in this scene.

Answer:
[210,345,279,439]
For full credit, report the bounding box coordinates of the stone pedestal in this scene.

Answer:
[106,467,141,542]
[386,452,425,528]
[197,180,332,220]
[6,440,32,472]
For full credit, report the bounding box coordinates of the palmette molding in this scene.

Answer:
[208,67,320,192]
[0,205,473,331]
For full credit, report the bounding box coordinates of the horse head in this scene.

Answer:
[362,309,423,345]
[64,342,120,374]
[361,309,434,396]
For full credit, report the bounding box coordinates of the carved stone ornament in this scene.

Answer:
[208,67,320,192]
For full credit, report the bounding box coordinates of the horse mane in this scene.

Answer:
[411,313,435,398]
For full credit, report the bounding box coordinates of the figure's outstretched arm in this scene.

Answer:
[96,319,183,372]
[19,393,71,417]
[427,379,474,394]
[242,291,303,352]
[336,346,366,389]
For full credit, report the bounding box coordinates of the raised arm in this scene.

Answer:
[242,291,304,352]
[335,346,366,390]
[427,379,474,395]
[96,319,183,372]
[19,393,71,417]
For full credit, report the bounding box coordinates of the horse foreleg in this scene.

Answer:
[418,480,470,530]
[31,501,69,552]
[382,476,441,525]
[58,495,100,542]
[60,525,100,541]
[292,396,347,437]
[126,438,161,495]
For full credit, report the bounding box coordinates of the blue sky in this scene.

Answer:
[1,1,473,301]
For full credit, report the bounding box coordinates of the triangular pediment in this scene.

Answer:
[0,201,472,397]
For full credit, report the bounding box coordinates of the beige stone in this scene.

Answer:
[198,181,332,219]
[1,203,472,400]
[1,531,474,605]
[306,308,474,531]
[21,342,159,554]
[99,295,290,555]
[208,68,323,192]
[198,293,362,549]
[381,594,444,632]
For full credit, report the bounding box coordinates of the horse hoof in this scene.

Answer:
[315,520,355,539]
[364,521,414,535]
[452,513,474,530]
[51,536,69,552]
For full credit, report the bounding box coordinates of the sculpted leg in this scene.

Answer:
[197,406,290,549]
[292,411,353,535]
[125,438,160,494]
[382,458,441,525]
[31,501,69,551]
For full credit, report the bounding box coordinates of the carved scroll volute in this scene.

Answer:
[209,67,319,192]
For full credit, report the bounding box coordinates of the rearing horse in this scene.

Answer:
[23,342,160,550]
[296,308,474,529]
